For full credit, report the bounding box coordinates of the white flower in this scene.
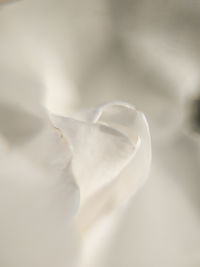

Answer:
[1,0,200,266]
[0,94,151,267]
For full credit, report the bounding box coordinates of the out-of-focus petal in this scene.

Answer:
[0,106,80,267]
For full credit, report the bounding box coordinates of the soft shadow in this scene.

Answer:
[0,102,43,146]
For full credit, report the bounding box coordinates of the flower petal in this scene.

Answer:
[50,102,151,231]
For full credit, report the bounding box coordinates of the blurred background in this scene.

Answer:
[0,0,200,266]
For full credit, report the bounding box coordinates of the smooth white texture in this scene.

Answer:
[0,104,80,267]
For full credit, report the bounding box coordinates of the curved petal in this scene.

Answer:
[50,102,151,232]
